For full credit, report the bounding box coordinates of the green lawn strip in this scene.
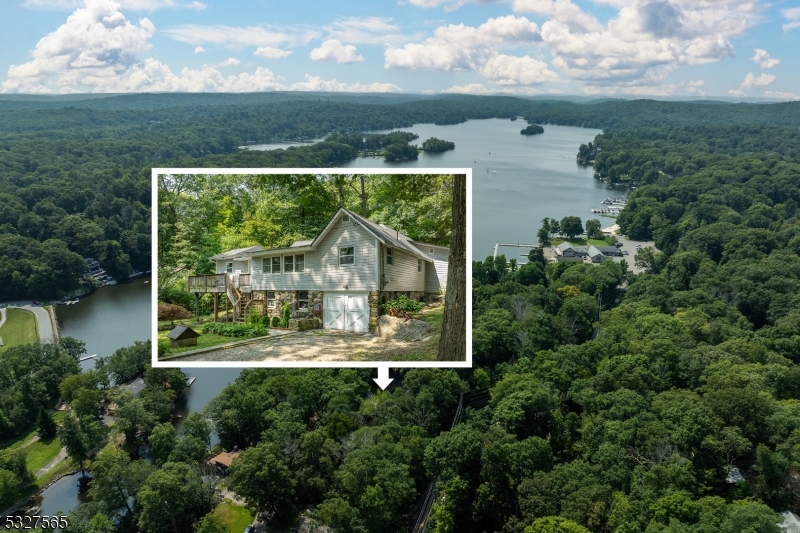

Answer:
[23,436,63,474]
[35,457,77,486]
[0,308,38,352]
[158,316,268,355]
[549,237,611,247]
[213,499,254,533]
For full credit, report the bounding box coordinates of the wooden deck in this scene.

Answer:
[187,273,251,293]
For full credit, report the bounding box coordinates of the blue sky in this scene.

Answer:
[1,0,798,98]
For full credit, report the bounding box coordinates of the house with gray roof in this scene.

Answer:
[188,207,449,333]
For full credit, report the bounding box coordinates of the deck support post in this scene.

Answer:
[214,293,219,322]
[194,293,200,318]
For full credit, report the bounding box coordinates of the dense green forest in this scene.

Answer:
[2,93,800,533]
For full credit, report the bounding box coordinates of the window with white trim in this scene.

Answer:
[339,245,354,265]
[262,258,271,273]
[386,248,393,265]
[295,254,304,272]
[342,214,350,223]
[297,291,309,309]
[225,262,233,274]
[284,255,294,273]
[271,257,281,273]
[267,291,276,308]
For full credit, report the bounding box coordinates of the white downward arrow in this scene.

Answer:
[373,365,393,390]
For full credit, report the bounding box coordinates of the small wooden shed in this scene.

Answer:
[168,324,200,348]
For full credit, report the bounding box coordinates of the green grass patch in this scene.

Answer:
[24,436,63,474]
[0,308,38,352]
[214,499,254,533]
[549,238,610,247]
[158,316,268,357]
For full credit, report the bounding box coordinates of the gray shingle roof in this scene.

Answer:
[167,324,200,340]
[210,246,264,261]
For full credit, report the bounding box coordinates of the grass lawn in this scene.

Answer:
[0,308,38,352]
[214,499,254,533]
[158,315,268,356]
[550,237,611,247]
[23,436,63,473]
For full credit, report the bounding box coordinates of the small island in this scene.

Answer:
[520,124,545,135]
[421,137,456,153]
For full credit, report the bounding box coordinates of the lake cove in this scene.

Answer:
[339,120,624,260]
[43,279,241,515]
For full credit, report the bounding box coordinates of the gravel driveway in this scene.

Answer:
[168,329,437,362]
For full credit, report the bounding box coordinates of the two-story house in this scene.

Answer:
[187,207,449,333]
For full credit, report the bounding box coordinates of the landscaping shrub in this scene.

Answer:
[271,316,281,327]
[158,286,195,311]
[202,322,267,338]
[281,302,291,328]
[158,302,192,325]
[382,295,424,317]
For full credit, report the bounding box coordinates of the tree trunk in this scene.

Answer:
[437,175,467,362]
[360,176,368,216]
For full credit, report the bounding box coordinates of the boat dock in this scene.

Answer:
[493,242,539,259]
[185,376,196,387]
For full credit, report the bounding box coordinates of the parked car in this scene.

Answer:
[32,300,41,305]
[614,242,624,247]
[622,250,629,255]
[635,245,642,250]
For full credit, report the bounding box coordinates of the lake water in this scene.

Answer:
[43,279,241,515]
[339,120,623,260]
[242,135,327,151]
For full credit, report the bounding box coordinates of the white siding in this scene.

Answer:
[416,244,449,293]
[215,259,249,274]
[250,221,377,291]
[383,247,425,292]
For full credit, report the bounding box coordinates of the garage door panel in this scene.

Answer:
[324,293,368,332]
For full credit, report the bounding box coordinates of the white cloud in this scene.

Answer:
[288,75,401,93]
[3,0,155,93]
[728,89,745,97]
[254,46,292,59]
[309,39,364,63]
[23,0,206,10]
[782,7,800,32]
[219,58,240,67]
[763,90,800,100]
[407,0,503,10]
[479,54,559,85]
[194,46,205,54]
[163,24,319,48]
[324,17,409,46]
[686,79,705,96]
[510,0,755,93]
[385,15,542,72]
[441,83,492,94]
[751,48,779,69]
[740,71,775,89]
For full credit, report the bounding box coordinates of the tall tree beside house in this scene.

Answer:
[438,175,467,362]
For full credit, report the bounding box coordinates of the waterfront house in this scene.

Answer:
[206,450,240,476]
[187,207,449,333]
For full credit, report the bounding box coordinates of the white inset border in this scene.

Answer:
[151,168,472,369]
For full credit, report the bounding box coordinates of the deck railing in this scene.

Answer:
[187,274,226,292]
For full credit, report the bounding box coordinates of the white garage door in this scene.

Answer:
[324,293,368,333]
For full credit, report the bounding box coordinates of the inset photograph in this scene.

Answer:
[154,171,468,364]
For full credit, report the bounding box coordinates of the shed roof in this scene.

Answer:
[781,511,800,533]
[167,324,200,340]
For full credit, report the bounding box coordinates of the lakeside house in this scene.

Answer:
[206,450,240,476]
[187,207,450,334]
[554,242,621,263]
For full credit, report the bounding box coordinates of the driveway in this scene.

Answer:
[167,329,437,362]
[609,232,657,275]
